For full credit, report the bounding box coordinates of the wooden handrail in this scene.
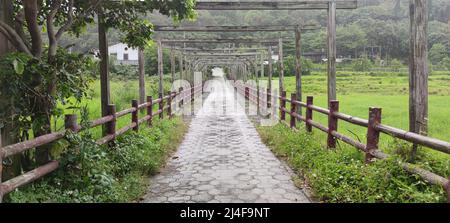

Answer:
[237,83,450,201]
[0,87,200,202]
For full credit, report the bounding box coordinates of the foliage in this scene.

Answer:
[144,44,172,76]
[389,59,404,72]
[4,117,187,203]
[284,55,314,76]
[352,57,374,72]
[429,43,448,65]
[438,57,450,70]
[257,124,447,202]
[0,49,95,134]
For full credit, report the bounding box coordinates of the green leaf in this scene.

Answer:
[12,59,25,75]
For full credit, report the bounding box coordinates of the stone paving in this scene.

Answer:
[142,73,310,203]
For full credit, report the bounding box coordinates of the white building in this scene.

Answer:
[108,43,139,65]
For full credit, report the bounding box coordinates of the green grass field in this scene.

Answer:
[264,71,450,143]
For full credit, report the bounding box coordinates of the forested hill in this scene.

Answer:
[62,0,450,63]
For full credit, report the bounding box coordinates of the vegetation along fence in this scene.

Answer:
[234,81,450,203]
[0,85,202,202]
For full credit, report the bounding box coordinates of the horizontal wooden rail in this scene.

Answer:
[237,82,450,202]
[0,85,200,202]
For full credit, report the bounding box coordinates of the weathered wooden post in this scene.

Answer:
[157,40,164,97]
[327,100,339,149]
[280,91,287,121]
[132,100,139,132]
[365,107,382,163]
[106,104,116,146]
[159,93,164,119]
[290,93,297,128]
[138,49,145,105]
[306,96,314,132]
[170,47,176,82]
[98,9,111,136]
[267,88,271,108]
[295,25,303,115]
[179,87,184,107]
[327,0,337,104]
[268,46,273,98]
[245,87,250,100]
[167,91,172,118]
[147,96,153,126]
[409,0,429,160]
[0,150,3,202]
[179,52,184,80]
[278,38,285,95]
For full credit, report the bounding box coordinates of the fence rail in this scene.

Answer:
[234,81,450,202]
[0,86,200,202]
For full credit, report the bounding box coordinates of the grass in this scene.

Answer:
[255,70,450,202]
[257,124,447,203]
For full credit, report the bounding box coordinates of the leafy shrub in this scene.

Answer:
[352,57,373,72]
[5,117,187,203]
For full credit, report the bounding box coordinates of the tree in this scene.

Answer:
[429,43,447,65]
[0,0,196,166]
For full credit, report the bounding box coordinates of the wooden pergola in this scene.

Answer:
[91,0,429,143]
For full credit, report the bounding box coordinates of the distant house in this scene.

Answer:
[108,43,139,65]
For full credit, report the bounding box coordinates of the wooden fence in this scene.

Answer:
[0,85,201,202]
[234,81,450,202]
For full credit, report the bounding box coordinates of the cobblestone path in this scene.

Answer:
[142,74,310,203]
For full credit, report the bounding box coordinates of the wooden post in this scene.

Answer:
[268,46,273,96]
[260,52,265,78]
[0,150,3,202]
[159,93,164,119]
[0,0,13,56]
[267,88,271,108]
[167,91,172,118]
[327,0,337,104]
[409,0,429,159]
[278,38,285,95]
[157,40,164,97]
[98,10,111,135]
[365,107,382,163]
[179,87,184,107]
[64,114,78,132]
[179,53,184,80]
[106,104,116,146]
[170,47,175,82]
[280,91,286,121]
[295,26,303,115]
[290,93,297,128]
[327,100,339,149]
[306,96,313,132]
[138,49,145,104]
[245,87,249,99]
[147,96,153,126]
[132,100,139,132]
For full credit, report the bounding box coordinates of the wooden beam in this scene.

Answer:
[195,1,358,10]
[168,47,275,52]
[161,38,284,44]
[327,0,337,103]
[97,9,111,134]
[183,52,261,57]
[155,25,318,32]
[409,0,429,158]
